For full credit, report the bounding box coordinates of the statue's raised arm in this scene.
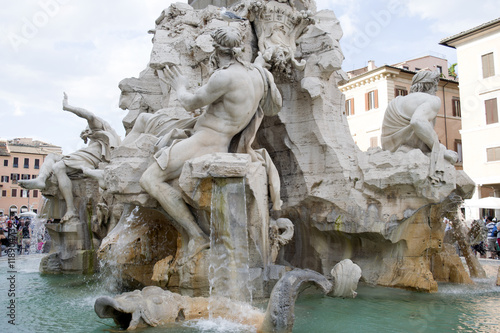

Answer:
[19,93,121,222]
[62,92,103,130]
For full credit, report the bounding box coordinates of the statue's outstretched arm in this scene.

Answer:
[62,92,102,128]
[161,66,229,111]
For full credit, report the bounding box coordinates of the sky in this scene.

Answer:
[0,0,498,154]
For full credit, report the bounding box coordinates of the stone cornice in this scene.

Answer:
[339,66,400,92]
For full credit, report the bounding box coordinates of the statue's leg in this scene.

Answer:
[410,118,441,176]
[120,113,153,146]
[18,153,59,189]
[82,167,106,189]
[140,162,209,258]
[52,160,77,220]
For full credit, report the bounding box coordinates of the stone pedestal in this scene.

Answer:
[40,222,96,274]
[39,177,100,274]
[179,153,271,299]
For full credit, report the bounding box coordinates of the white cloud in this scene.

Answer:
[0,0,175,154]
[405,0,499,35]
[316,0,361,37]
[13,102,25,116]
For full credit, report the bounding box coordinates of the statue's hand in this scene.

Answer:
[62,92,69,110]
[161,65,188,91]
[254,52,270,69]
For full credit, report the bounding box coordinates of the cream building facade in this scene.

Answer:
[0,138,62,217]
[340,56,462,169]
[441,18,500,219]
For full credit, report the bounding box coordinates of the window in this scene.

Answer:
[370,136,378,148]
[403,66,409,70]
[3,160,7,167]
[345,98,354,116]
[21,190,29,198]
[1,190,6,197]
[13,157,18,168]
[485,98,498,124]
[482,52,495,78]
[24,158,29,168]
[455,140,463,163]
[10,173,19,184]
[437,65,443,74]
[21,174,30,180]
[1,176,8,183]
[395,87,408,97]
[487,146,500,162]
[34,159,40,169]
[33,190,38,198]
[452,97,461,117]
[415,67,421,71]
[365,90,378,111]
[11,189,17,197]
[32,175,37,179]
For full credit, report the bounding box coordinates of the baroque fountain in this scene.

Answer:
[12,0,499,332]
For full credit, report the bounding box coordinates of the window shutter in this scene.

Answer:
[482,53,495,78]
[351,98,355,115]
[365,93,369,111]
[374,90,379,109]
[485,98,498,124]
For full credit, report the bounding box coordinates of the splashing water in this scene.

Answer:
[184,317,257,333]
[97,205,141,292]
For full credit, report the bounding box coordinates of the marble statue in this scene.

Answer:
[381,71,458,183]
[248,0,315,76]
[328,259,362,298]
[95,268,332,332]
[19,93,120,221]
[139,26,282,260]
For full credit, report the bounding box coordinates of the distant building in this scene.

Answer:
[340,56,462,169]
[440,17,500,219]
[0,138,62,217]
[392,55,456,80]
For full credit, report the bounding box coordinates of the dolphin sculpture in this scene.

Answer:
[95,268,332,332]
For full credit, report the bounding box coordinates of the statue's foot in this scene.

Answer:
[187,236,210,257]
[444,150,458,164]
[18,178,46,190]
[61,210,78,222]
[177,236,210,266]
[82,167,106,189]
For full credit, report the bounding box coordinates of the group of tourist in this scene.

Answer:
[0,215,50,256]
[468,216,500,259]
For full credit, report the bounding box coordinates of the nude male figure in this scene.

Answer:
[139,27,269,258]
[19,93,120,221]
[381,71,458,182]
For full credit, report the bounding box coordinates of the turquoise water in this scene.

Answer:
[1,255,499,333]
